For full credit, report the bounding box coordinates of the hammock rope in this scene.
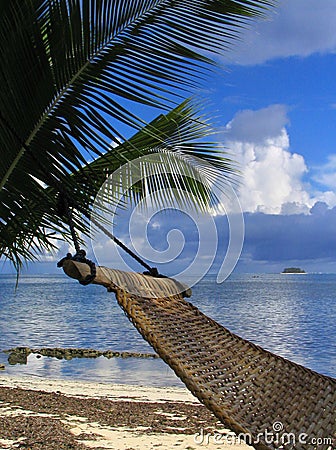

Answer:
[62,260,336,450]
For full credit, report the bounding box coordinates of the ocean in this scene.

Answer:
[0,272,335,386]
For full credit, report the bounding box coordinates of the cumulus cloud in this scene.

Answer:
[215,103,336,271]
[227,0,336,65]
[223,105,312,214]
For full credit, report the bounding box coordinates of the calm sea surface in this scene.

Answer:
[0,273,335,386]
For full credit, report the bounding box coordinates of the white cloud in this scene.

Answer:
[223,104,289,143]
[313,154,336,188]
[223,105,312,214]
[223,105,336,213]
[227,0,336,65]
[312,190,336,207]
[307,155,336,207]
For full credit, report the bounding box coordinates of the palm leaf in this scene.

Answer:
[0,0,276,269]
[1,101,238,268]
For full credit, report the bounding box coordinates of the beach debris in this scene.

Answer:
[0,384,222,450]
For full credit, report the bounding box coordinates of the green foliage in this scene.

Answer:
[0,0,275,269]
[282,267,306,274]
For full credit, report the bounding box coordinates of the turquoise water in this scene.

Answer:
[0,273,335,386]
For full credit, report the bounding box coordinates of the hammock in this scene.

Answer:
[63,260,336,450]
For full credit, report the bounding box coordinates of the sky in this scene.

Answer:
[201,0,336,275]
[3,0,336,277]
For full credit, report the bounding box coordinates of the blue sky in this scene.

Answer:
[3,0,336,276]
[204,0,336,275]
[93,0,336,277]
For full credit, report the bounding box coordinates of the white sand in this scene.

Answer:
[0,375,198,403]
[0,375,253,450]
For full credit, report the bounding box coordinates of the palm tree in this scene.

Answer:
[0,0,275,271]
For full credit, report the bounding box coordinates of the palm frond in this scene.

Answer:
[1,101,237,268]
[0,0,276,269]
[85,100,239,215]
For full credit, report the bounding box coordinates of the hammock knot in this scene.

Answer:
[57,250,96,285]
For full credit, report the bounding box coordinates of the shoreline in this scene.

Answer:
[0,375,197,404]
[0,375,252,449]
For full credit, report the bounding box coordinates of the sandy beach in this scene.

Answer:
[0,375,253,450]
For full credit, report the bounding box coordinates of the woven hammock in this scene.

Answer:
[63,260,336,450]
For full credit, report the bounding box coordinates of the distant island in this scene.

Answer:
[281,267,306,274]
